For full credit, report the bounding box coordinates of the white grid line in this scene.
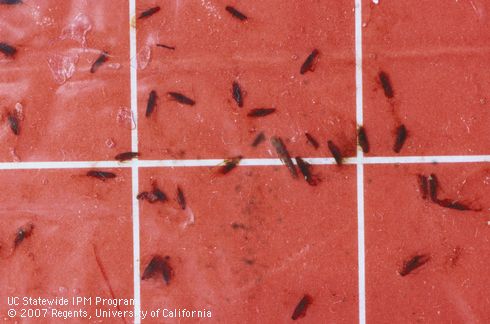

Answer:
[355,1,366,323]
[0,155,488,170]
[129,0,141,323]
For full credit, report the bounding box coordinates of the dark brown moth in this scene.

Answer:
[156,44,175,50]
[0,0,23,4]
[291,294,313,320]
[86,170,116,181]
[90,51,109,73]
[357,126,369,153]
[138,6,160,19]
[271,137,298,178]
[305,132,319,149]
[7,113,19,135]
[295,157,319,186]
[232,81,243,107]
[141,255,174,285]
[137,183,168,203]
[115,152,139,162]
[300,49,319,74]
[168,92,195,106]
[218,156,243,175]
[225,6,247,21]
[378,71,394,99]
[247,108,276,117]
[327,140,343,165]
[393,124,407,153]
[176,186,186,210]
[417,174,429,200]
[0,42,17,57]
[14,223,34,248]
[146,90,157,117]
[399,254,430,276]
[251,132,265,147]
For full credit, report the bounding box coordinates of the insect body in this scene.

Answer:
[168,92,195,106]
[225,6,247,21]
[146,90,157,117]
[271,137,297,178]
[291,294,313,320]
[138,6,160,19]
[327,140,343,165]
[14,223,34,248]
[300,49,319,74]
[142,255,174,285]
[90,51,109,73]
[399,254,430,276]
[378,71,394,99]
[0,42,17,57]
[86,170,116,181]
[232,81,243,107]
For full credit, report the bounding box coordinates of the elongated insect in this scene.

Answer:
[168,92,195,106]
[399,254,430,276]
[176,186,186,210]
[247,108,276,117]
[231,222,246,230]
[141,255,174,285]
[393,124,407,153]
[243,258,254,265]
[417,174,428,200]
[137,185,167,203]
[138,6,160,19]
[161,257,173,284]
[136,192,150,201]
[271,137,298,178]
[115,152,139,162]
[327,140,343,165]
[225,6,247,21]
[305,132,319,149]
[218,156,243,175]
[378,71,394,99]
[291,294,313,320]
[300,49,319,74]
[251,132,265,147]
[428,173,439,202]
[232,81,243,107]
[146,90,157,117]
[426,173,481,211]
[0,42,17,57]
[153,188,167,201]
[0,0,23,4]
[156,44,175,50]
[295,157,318,186]
[141,257,159,280]
[7,114,19,135]
[427,174,478,211]
[357,126,369,153]
[86,170,116,181]
[14,223,34,248]
[90,51,109,73]
[436,199,473,211]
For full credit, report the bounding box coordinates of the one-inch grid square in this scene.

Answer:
[0,0,131,162]
[0,168,134,321]
[136,0,356,160]
[362,0,490,156]
[364,163,490,323]
[138,165,359,323]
